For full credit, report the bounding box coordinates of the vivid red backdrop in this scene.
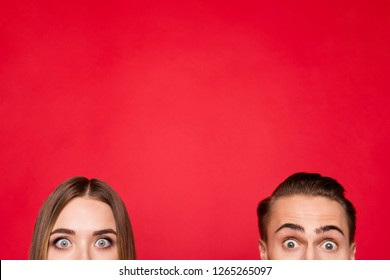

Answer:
[1,0,389,259]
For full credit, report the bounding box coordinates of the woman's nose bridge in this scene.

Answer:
[74,241,92,260]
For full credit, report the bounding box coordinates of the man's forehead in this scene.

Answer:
[269,195,349,232]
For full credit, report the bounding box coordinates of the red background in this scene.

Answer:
[1,1,389,260]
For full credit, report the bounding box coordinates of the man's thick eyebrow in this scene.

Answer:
[51,228,75,235]
[93,229,117,236]
[315,225,345,236]
[275,223,305,233]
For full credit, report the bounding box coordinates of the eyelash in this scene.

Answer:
[51,236,71,250]
[283,236,299,243]
[50,236,115,250]
[281,237,299,248]
[320,239,339,250]
[96,236,114,249]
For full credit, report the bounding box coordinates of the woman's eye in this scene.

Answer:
[283,239,299,249]
[95,238,111,248]
[321,240,338,251]
[55,238,72,249]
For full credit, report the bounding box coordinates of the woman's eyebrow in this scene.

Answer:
[51,228,75,235]
[315,225,345,236]
[92,229,117,236]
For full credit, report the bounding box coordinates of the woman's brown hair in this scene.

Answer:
[29,177,136,259]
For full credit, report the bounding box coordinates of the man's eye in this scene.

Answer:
[321,240,338,251]
[55,238,72,249]
[283,239,299,249]
[95,238,111,248]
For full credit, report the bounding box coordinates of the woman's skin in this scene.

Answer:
[47,197,118,260]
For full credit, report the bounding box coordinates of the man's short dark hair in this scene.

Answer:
[257,172,356,244]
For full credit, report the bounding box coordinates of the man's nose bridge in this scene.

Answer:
[304,245,316,260]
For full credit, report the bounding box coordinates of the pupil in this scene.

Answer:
[325,243,333,250]
[287,242,294,248]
